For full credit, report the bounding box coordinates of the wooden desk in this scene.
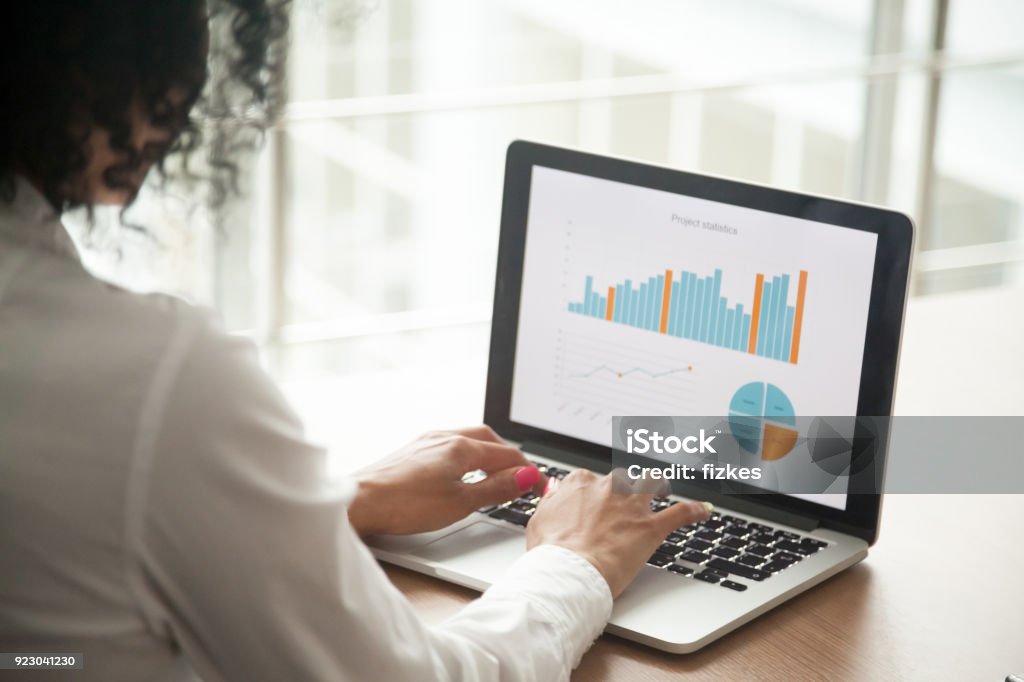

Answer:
[383,495,1024,681]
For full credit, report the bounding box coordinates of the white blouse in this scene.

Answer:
[0,178,612,682]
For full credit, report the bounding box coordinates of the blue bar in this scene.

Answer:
[764,276,781,355]
[647,276,655,329]
[700,275,713,342]
[782,305,795,361]
[634,280,643,325]
[742,314,751,351]
[715,298,727,345]
[725,309,734,349]
[614,284,624,322]
[773,274,790,359]
[651,274,659,329]
[684,273,697,338]
[734,303,745,349]
[667,281,681,335]
[618,278,626,321]
[693,279,705,339]
[652,275,664,331]
[637,282,647,328]
[584,276,594,316]
[598,295,606,318]
[673,273,687,336]
[756,281,771,356]
[638,279,647,328]
[708,269,722,342]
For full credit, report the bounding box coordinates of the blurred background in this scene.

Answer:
[73,0,1024,465]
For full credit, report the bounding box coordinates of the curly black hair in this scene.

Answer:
[0,0,291,213]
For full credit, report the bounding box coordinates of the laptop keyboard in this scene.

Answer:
[478,462,831,593]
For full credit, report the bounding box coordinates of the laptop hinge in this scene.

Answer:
[522,440,819,532]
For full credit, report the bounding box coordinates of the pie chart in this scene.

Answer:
[729,382,798,461]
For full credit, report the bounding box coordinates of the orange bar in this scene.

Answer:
[789,270,808,364]
[659,270,673,333]
[748,274,765,353]
[605,286,615,321]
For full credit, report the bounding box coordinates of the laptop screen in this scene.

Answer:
[509,166,879,512]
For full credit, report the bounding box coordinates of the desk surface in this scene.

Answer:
[382,495,1024,681]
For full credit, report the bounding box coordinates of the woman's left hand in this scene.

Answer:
[347,426,545,537]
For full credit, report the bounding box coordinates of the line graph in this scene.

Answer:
[554,328,699,421]
[568,364,694,380]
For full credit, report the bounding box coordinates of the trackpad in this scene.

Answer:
[412,521,526,583]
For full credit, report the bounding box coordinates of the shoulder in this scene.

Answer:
[6,243,244,405]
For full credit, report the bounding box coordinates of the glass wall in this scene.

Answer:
[86,0,1024,356]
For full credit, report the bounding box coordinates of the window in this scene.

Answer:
[76,0,1024,450]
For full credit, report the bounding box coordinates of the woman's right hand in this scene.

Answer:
[526,469,712,597]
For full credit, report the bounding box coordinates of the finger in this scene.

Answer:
[462,464,543,508]
[564,468,598,485]
[448,425,504,444]
[457,438,531,473]
[652,500,713,537]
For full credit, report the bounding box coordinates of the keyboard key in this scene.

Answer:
[774,530,800,541]
[657,543,682,556]
[668,564,694,576]
[684,539,714,553]
[546,467,569,479]
[761,560,791,573]
[722,515,746,524]
[721,536,747,550]
[477,505,498,514]
[647,553,674,568]
[723,525,750,538]
[489,508,530,526]
[747,544,774,558]
[666,532,688,544]
[773,552,802,565]
[694,570,722,584]
[680,551,711,565]
[707,558,770,581]
[750,532,776,545]
[508,500,535,513]
[748,522,774,533]
[701,520,727,531]
[720,580,748,592]
[519,491,539,501]
[737,554,764,567]
[800,538,828,550]
[774,540,817,555]
[711,546,740,559]
[695,530,723,543]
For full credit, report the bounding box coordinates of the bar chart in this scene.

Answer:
[567,267,808,364]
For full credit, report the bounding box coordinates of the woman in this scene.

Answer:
[0,2,710,680]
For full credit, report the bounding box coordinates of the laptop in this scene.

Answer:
[369,140,913,653]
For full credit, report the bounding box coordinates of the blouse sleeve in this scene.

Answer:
[125,314,612,682]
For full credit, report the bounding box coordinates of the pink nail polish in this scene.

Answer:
[515,465,540,491]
